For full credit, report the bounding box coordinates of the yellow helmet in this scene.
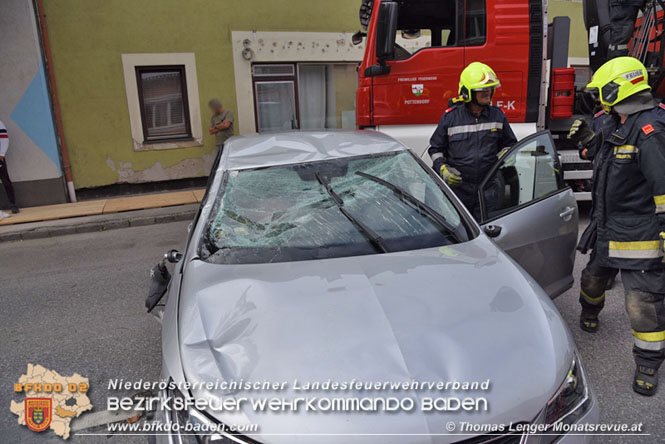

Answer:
[459,62,501,103]
[586,57,650,107]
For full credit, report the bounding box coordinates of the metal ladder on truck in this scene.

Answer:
[630,0,665,94]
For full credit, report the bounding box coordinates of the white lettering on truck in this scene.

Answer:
[495,100,516,110]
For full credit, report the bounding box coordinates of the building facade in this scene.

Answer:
[39,0,364,190]
[2,0,591,198]
[0,0,66,206]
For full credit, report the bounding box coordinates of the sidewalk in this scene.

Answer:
[0,189,205,242]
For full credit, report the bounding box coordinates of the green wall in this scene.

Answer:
[550,0,588,59]
[43,0,360,189]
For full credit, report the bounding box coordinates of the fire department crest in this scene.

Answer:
[25,398,52,432]
[411,83,424,96]
[11,364,92,439]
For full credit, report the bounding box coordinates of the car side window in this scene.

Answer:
[480,132,564,220]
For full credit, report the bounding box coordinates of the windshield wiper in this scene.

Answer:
[315,172,388,254]
[355,171,464,243]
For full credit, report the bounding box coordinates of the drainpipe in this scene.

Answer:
[34,0,77,202]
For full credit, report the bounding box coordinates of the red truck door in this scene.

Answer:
[464,0,532,122]
[367,0,465,126]
[358,0,537,127]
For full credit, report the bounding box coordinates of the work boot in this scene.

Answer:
[633,365,658,396]
[10,205,19,214]
[580,311,599,333]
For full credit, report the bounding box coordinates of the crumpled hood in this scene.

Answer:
[177,236,574,444]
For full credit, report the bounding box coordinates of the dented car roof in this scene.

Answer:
[219,130,406,171]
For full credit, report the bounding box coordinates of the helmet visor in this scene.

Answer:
[601,81,621,105]
[471,84,500,92]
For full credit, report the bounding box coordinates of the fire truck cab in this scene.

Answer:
[355,0,586,198]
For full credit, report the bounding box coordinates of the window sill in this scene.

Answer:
[133,137,203,152]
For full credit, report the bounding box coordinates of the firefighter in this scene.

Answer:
[576,56,665,396]
[608,0,645,59]
[429,62,516,220]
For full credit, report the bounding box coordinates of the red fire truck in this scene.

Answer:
[351,0,665,200]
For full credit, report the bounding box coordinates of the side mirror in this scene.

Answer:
[375,1,398,62]
[146,262,170,313]
[352,30,365,45]
[145,250,181,312]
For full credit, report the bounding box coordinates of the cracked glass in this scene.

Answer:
[202,151,468,264]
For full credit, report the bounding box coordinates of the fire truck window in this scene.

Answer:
[465,0,487,46]
[391,0,459,60]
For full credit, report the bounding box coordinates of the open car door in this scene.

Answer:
[478,130,578,298]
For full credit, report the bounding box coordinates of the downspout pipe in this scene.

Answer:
[34,0,77,202]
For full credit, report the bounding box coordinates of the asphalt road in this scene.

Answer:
[1,217,663,443]
[0,221,189,444]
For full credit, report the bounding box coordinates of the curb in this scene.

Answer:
[0,205,198,243]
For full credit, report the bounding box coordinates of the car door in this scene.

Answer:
[478,130,578,298]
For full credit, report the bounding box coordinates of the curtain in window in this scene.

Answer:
[298,65,327,129]
[255,81,296,132]
[140,70,187,138]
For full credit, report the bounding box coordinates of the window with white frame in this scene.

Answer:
[122,53,203,151]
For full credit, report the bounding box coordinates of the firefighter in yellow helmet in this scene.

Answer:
[576,57,665,395]
[429,62,516,220]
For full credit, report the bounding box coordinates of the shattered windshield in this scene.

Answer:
[201,151,470,264]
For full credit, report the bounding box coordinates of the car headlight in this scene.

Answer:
[167,387,253,444]
[543,352,591,434]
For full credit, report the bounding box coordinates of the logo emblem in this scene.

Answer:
[25,398,52,432]
[411,84,424,96]
[642,124,655,135]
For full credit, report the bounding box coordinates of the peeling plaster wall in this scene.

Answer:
[106,152,215,183]
[42,0,361,189]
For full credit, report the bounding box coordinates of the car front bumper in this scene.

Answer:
[150,394,601,444]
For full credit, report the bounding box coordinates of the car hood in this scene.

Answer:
[177,235,575,443]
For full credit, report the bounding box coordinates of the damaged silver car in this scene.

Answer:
[148,130,599,443]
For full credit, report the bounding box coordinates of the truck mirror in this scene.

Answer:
[375,1,398,62]
[352,30,365,45]
[401,29,421,39]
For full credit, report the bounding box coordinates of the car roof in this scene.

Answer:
[218,130,406,171]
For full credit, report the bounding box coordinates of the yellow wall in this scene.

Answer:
[43,0,360,188]
[550,0,589,59]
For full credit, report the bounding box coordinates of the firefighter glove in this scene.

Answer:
[498,147,516,167]
[440,164,462,187]
[568,119,595,146]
